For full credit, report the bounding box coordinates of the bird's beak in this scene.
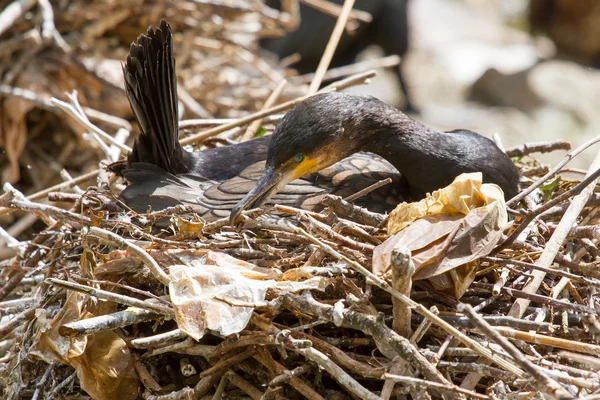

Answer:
[230,166,284,225]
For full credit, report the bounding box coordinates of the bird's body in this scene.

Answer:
[116,22,519,222]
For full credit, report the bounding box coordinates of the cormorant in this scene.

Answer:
[115,21,519,223]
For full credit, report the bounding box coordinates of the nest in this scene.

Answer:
[1,1,600,400]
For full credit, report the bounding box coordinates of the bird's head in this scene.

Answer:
[230,92,376,223]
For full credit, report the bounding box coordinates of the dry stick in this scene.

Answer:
[45,278,174,316]
[492,327,600,355]
[0,169,99,217]
[391,248,414,338]
[85,226,170,285]
[51,96,131,153]
[280,294,461,400]
[508,134,600,206]
[459,304,574,399]
[240,79,287,142]
[495,165,600,252]
[290,329,384,379]
[0,0,36,36]
[143,337,200,359]
[307,0,356,95]
[410,306,437,345]
[180,114,282,129]
[224,370,263,400]
[0,84,130,129]
[323,194,385,226]
[254,349,326,400]
[380,358,407,400]
[0,306,37,340]
[301,0,372,23]
[268,364,312,387]
[291,225,525,378]
[211,375,228,400]
[46,371,77,400]
[133,353,162,392]
[181,69,375,146]
[508,151,600,319]
[291,54,400,85]
[297,346,382,400]
[31,363,55,400]
[472,282,600,316]
[383,374,490,400]
[504,140,571,158]
[483,256,600,288]
[130,329,186,349]
[344,177,393,202]
[59,308,161,338]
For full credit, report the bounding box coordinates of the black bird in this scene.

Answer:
[229,93,520,222]
[261,0,416,113]
[115,21,519,222]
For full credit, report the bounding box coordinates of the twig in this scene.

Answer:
[300,0,372,23]
[296,346,382,400]
[0,0,36,37]
[391,247,414,338]
[130,329,186,349]
[383,374,490,400]
[322,194,386,226]
[59,308,161,337]
[458,303,574,399]
[47,371,77,400]
[240,79,287,141]
[308,0,356,94]
[508,134,600,206]
[344,177,393,202]
[290,55,400,85]
[0,170,99,217]
[505,140,571,158]
[51,95,131,153]
[290,225,525,378]
[507,151,600,318]
[45,278,174,316]
[496,165,600,252]
[224,370,263,400]
[180,70,375,146]
[84,226,171,285]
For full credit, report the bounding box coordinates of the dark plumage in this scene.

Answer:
[115,21,520,223]
[230,93,520,221]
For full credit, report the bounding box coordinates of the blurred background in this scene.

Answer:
[1,0,599,207]
[365,0,600,170]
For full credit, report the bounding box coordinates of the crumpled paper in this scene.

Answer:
[169,251,333,340]
[373,173,508,298]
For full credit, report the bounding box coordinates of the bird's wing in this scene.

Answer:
[120,153,403,221]
[197,152,403,220]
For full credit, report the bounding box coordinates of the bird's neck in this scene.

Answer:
[361,117,441,174]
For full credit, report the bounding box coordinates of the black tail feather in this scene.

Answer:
[124,20,191,174]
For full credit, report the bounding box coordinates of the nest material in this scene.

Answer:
[1,1,600,400]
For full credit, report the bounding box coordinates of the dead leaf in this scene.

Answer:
[30,292,139,400]
[373,173,508,298]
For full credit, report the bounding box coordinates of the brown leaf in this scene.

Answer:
[373,173,508,298]
[30,292,139,400]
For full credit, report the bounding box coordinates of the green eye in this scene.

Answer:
[294,153,305,163]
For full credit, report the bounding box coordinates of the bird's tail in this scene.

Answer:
[124,20,191,174]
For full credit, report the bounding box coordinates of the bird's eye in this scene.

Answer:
[294,153,305,163]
